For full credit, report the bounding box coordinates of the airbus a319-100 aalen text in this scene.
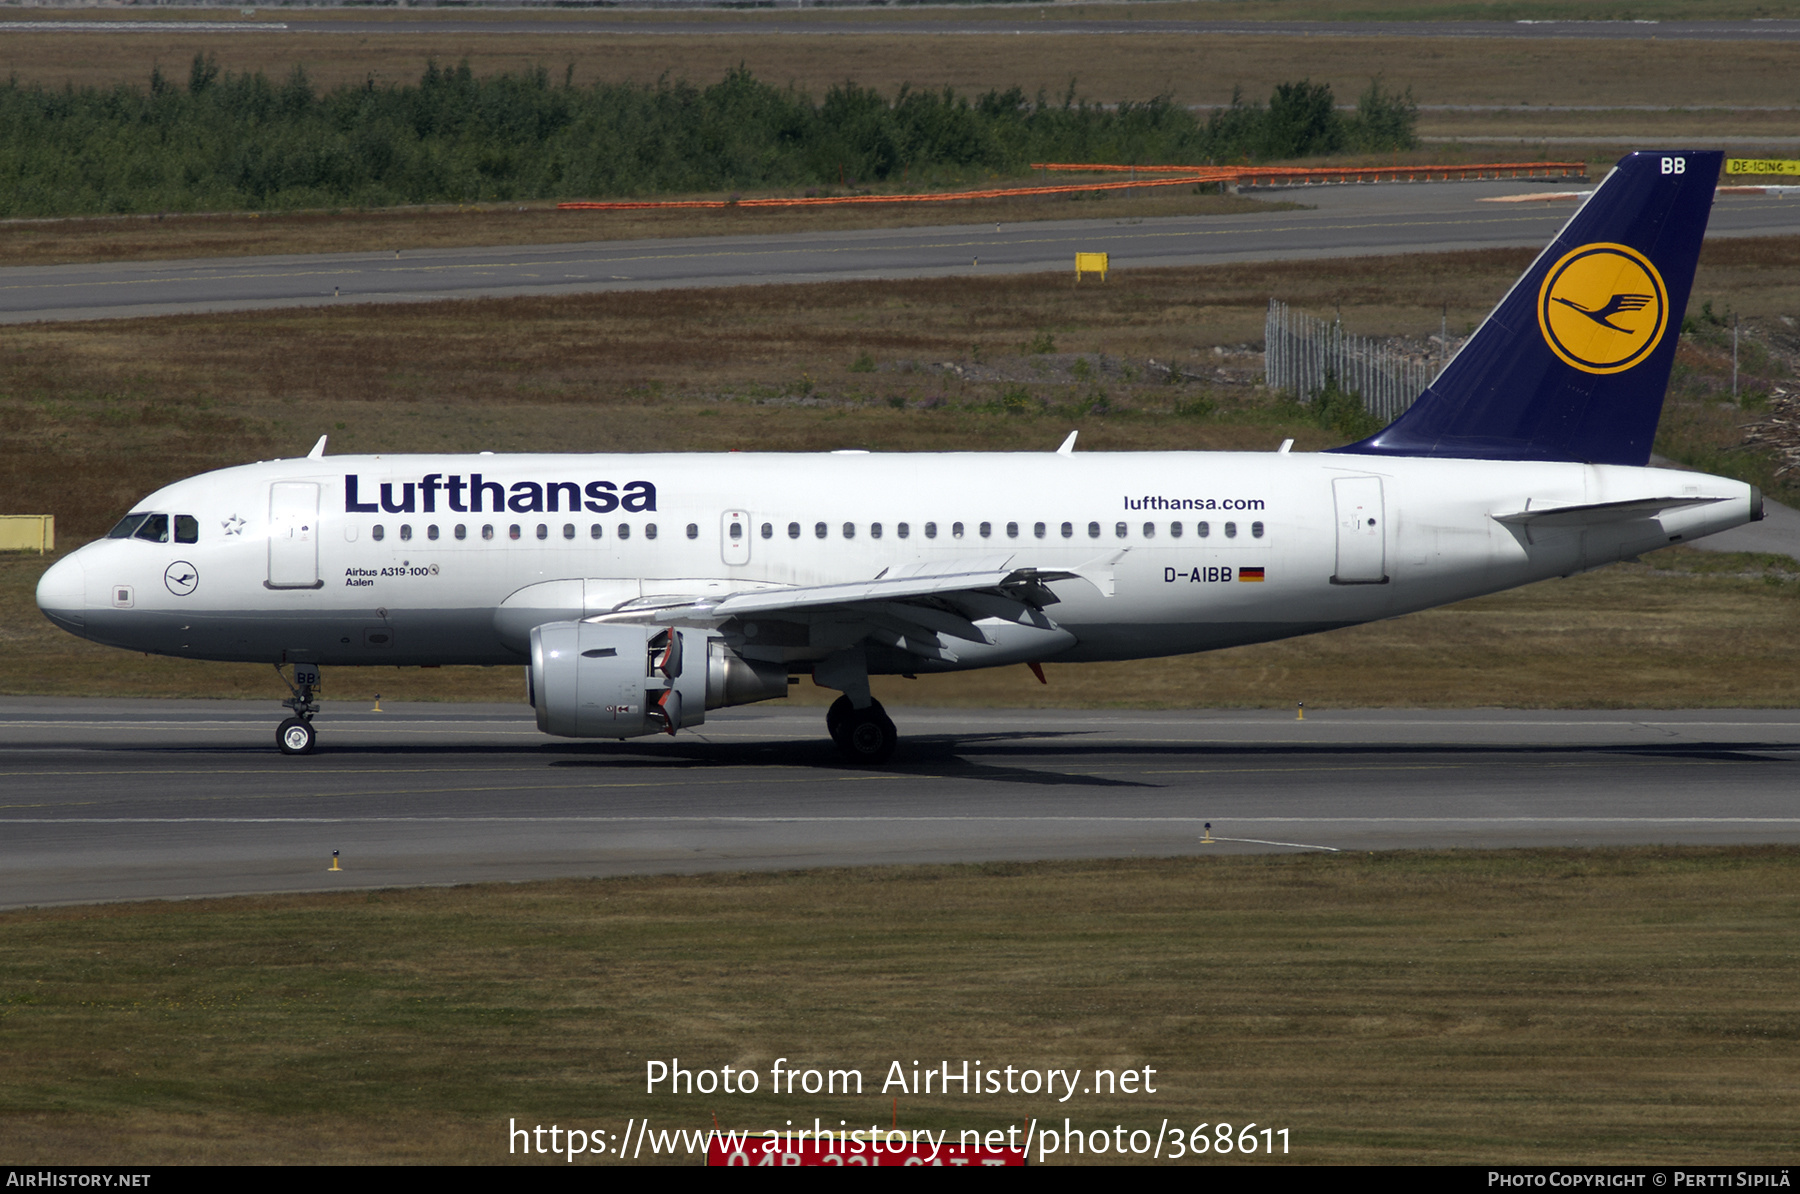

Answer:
[35,151,1761,762]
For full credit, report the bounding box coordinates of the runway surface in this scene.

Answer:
[4,699,1797,908]
[8,17,1800,41]
[5,183,1797,324]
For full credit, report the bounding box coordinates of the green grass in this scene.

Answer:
[3,848,1798,1164]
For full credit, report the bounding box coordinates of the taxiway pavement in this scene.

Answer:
[3,699,1796,908]
[5,183,1795,324]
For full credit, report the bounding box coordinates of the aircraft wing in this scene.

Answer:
[592,554,1115,662]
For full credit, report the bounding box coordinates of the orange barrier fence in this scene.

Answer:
[556,161,1587,213]
[1034,161,1588,185]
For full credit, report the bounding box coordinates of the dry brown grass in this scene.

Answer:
[5,848,1800,1164]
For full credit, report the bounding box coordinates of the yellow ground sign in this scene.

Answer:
[0,515,55,553]
[1726,159,1800,176]
[1075,252,1109,281]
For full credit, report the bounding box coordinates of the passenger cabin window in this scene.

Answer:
[455,524,468,541]
[1088,522,1101,539]
[536,524,548,541]
[1033,522,1046,539]
[761,523,773,540]
[687,523,700,540]
[590,524,602,539]
[1252,521,1265,538]
[175,515,199,544]
[1197,521,1210,538]
[1007,522,1019,539]
[428,525,440,541]
[979,522,991,539]
[372,524,386,542]
[952,522,965,539]
[897,523,909,539]
[789,522,802,539]
[482,524,494,541]
[400,524,413,541]
[1170,522,1183,539]
[814,522,827,540]
[510,525,521,540]
[645,524,658,539]
[618,524,631,540]
[1115,522,1128,539]
[870,523,882,539]
[563,524,575,540]
[1061,522,1073,538]
[1225,521,1238,538]
[843,523,856,539]
[925,522,938,539]
[1142,523,1155,538]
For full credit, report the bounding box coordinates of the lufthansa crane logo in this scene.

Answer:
[1537,242,1668,375]
[164,561,199,597]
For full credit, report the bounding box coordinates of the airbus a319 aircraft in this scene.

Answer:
[36,151,1760,762]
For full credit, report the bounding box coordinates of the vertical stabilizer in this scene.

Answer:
[1334,150,1721,466]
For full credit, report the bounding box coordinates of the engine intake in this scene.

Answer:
[528,622,788,738]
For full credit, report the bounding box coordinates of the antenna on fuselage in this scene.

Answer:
[1056,430,1079,455]
[306,435,328,459]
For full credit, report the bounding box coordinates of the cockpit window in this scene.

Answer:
[108,513,150,539]
[133,514,169,543]
[175,515,199,544]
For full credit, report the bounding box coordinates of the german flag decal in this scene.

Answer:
[1239,567,1266,582]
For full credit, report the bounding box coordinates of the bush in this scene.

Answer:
[0,61,1421,217]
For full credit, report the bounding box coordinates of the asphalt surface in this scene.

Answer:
[6,183,1797,324]
[4,700,1798,908]
[8,17,1800,40]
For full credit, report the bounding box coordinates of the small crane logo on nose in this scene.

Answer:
[164,562,200,597]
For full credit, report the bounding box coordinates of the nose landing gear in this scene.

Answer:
[275,662,320,755]
[277,716,316,755]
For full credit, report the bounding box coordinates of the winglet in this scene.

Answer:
[1056,430,1079,455]
[307,435,328,459]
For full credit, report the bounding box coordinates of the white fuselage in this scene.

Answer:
[36,450,1756,673]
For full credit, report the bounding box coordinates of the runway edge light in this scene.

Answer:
[330,850,341,872]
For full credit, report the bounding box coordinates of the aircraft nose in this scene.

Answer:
[36,552,86,631]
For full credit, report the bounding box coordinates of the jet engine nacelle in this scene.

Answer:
[528,622,788,739]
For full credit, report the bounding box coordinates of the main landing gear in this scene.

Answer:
[275,662,320,755]
[826,695,897,765]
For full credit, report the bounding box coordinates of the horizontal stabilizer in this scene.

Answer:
[1492,495,1726,529]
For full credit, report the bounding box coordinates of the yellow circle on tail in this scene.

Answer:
[1537,242,1668,375]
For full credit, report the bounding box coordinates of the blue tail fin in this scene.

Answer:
[1334,150,1720,466]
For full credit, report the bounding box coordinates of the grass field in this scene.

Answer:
[4,848,1798,1164]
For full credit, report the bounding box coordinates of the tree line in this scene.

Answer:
[0,57,1418,217]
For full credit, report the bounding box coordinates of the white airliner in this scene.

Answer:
[36,151,1759,761]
